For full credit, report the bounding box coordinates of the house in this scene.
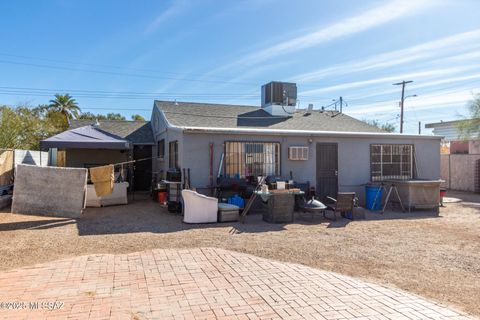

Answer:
[425,119,480,154]
[41,120,154,190]
[151,82,441,203]
[426,119,480,192]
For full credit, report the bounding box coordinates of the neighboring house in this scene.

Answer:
[425,119,480,154]
[425,119,469,142]
[151,82,441,203]
[41,120,154,190]
[426,120,480,192]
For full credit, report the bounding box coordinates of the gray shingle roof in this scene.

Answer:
[69,120,154,144]
[155,100,385,133]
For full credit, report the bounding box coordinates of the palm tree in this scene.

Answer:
[48,94,81,122]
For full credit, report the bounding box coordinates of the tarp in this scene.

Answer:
[0,150,14,186]
[40,125,131,150]
[12,164,88,218]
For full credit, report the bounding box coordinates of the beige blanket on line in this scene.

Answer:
[89,165,114,197]
[0,150,14,185]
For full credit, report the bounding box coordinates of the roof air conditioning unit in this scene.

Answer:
[261,81,297,117]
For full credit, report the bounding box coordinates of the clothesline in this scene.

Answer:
[90,156,156,169]
[89,157,158,197]
[111,156,155,167]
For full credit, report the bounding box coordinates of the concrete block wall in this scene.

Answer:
[441,154,480,192]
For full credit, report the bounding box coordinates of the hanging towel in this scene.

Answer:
[0,150,14,185]
[89,165,114,197]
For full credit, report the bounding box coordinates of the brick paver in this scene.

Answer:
[0,248,471,319]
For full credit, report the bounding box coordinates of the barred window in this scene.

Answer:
[225,142,280,178]
[371,144,413,181]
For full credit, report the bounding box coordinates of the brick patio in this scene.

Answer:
[0,248,471,320]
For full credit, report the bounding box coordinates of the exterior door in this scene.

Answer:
[133,145,152,191]
[316,143,338,201]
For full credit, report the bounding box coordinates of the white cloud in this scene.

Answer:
[348,89,479,115]
[346,72,480,101]
[300,65,478,96]
[144,0,186,35]
[210,0,434,73]
[293,29,480,83]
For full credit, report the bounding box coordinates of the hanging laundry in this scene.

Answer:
[89,165,114,197]
[0,150,14,186]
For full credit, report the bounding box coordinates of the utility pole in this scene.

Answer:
[418,121,421,134]
[339,96,343,113]
[393,80,413,133]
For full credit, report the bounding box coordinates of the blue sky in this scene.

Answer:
[1,0,480,133]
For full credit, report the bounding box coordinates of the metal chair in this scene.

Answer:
[326,192,356,220]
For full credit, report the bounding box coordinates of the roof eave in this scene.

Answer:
[178,126,442,140]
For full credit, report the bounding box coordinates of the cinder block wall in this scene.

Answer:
[441,154,480,192]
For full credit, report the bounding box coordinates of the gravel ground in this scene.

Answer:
[0,191,479,317]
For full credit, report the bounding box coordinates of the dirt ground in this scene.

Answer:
[0,191,479,317]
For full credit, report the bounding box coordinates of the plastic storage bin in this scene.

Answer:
[227,194,245,209]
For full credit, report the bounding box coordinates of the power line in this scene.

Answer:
[0,59,256,86]
[0,86,260,96]
[0,52,259,83]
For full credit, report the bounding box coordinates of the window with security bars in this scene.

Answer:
[370,144,414,181]
[225,142,280,178]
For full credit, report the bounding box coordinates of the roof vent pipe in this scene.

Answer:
[304,103,314,116]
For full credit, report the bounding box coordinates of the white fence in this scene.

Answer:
[14,149,49,167]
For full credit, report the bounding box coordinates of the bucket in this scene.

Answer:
[439,188,447,197]
[158,191,167,204]
[365,185,383,210]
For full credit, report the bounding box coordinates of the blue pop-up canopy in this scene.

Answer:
[41,125,131,150]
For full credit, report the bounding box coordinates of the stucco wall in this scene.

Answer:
[181,132,441,203]
[65,149,128,168]
[151,105,184,179]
